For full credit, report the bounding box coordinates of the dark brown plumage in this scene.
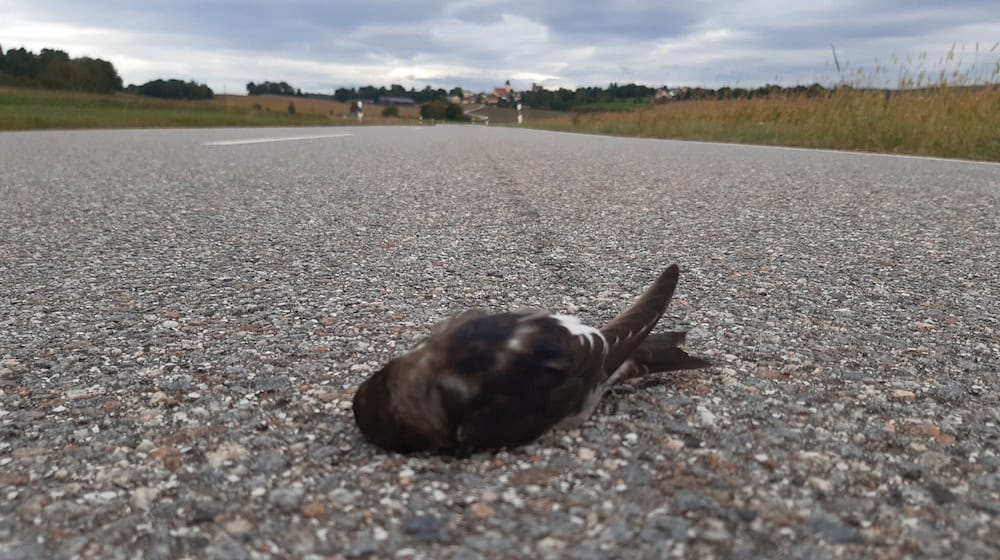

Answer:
[352,264,709,453]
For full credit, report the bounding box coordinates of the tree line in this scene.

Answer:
[518,83,654,110]
[0,43,215,99]
[125,79,214,100]
[4,42,836,111]
[246,81,301,96]
[0,45,122,93]
[666,83,828,102]
[331,84,454,103]
[518,82,830,111]
[245,82,458,104]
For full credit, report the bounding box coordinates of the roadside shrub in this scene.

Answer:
[420,101,468,121]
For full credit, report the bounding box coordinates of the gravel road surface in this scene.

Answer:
[1,126,998,559]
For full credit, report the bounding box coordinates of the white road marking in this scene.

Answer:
[533,129,1000,167]
[202,133,353,146]
[678,138,1000,167]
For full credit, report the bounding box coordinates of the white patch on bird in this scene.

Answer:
[507,337,524,352]
[623,319,657,343]
[552,314,605,349]
[508,324,537,352]
[437,374,473,402]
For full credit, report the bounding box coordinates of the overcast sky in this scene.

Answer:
[2,0,998,94]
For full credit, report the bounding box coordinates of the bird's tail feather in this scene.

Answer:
[600,264,680,374]
[631,331,711,373]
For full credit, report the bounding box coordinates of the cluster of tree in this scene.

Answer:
[246,81,302,96]
[0,45,122,93]
[332,84,453,104]
[517,83,655,110]
[125,78,213,100]
[2,42,840,115]
[419,101,468,121]
[666,83,828,102]
[517,82,831,111]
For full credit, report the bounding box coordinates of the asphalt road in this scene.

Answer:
[1,125,998,559]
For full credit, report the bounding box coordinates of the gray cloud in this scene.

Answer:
[1,0,997,93]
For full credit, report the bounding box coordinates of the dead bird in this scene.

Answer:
[352,264,709,453]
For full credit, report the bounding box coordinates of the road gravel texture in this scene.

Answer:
[1,126,998,559]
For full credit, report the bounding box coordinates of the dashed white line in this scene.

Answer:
[674,137,1000,167]
[202,133,353,146]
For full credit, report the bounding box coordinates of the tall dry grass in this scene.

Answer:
[530,45,1000,162]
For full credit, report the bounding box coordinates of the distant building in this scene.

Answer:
[490,80,511,100]
[655,88,681,100]
[485,80,516,105]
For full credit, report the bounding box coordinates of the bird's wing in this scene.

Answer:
[599,264,681,374]
[428,308,489,337]
[436,312,609,450]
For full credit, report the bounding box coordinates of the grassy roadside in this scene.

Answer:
[526,86,1000,162]
[0,87,409,130]
[4,77,998,163]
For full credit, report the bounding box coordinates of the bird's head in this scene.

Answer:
[352,362,404,450]
[352,346,454,453]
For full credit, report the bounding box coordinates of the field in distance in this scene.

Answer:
[0,87,419,130]
[212,94,421,118]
